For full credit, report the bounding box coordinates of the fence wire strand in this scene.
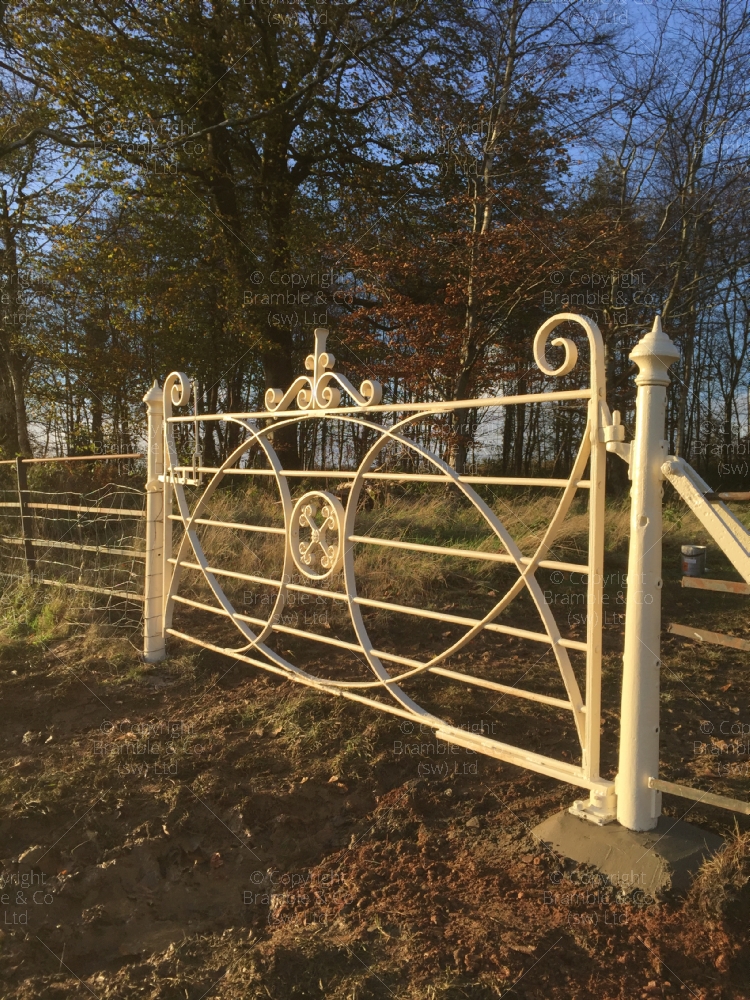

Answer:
[0,470,145,631]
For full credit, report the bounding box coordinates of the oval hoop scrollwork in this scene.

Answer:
[290,490,345,581]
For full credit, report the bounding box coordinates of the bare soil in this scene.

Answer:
[0,523,749,999]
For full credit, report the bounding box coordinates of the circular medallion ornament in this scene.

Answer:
[290,491,345,581]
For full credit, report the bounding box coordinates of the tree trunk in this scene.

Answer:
[0,356,19,456]
[5,350,32,456]
[0,189,32,456]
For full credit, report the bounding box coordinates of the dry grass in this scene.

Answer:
[8,478,741,636]
[0,580,75,644]
[687,825,750,919]
[181,484,617,608]
[1,483,750,999]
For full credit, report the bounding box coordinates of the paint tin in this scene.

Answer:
[681,545,706,577]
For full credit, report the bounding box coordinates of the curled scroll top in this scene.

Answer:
[265,328,383,412]
[534,326,579,378]
[164,371,192,409]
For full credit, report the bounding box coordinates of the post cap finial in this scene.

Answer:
[143,379,162,405]
[629,313,680,373]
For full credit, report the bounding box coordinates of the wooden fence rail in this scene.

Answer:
[0,453,145,602]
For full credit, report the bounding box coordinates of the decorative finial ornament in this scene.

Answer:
[143,379,162,405]
[265,328,383,412]
[630,314,680,386]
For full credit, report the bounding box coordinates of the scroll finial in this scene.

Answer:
[265,328,382,412]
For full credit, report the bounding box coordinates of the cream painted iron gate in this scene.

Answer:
[143,313,629,825]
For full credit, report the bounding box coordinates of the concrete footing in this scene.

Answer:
[532,809,724,896]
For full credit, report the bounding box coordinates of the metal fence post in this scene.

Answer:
[616,316,679,831]
[15,456,35,579]
[143,380,166,663]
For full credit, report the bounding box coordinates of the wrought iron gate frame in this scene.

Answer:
[144,312,624,824]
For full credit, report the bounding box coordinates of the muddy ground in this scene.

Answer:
[0,525,749,999]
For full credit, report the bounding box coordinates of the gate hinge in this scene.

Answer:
[569,782,617,826]
[598,407,631,468]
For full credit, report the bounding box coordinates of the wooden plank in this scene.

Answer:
[26,502,145,517]
[667,622,750,651]
[0,535,142,558]
[0,453,142,466]
[681,576,750,595]
[718,491,750,502]
[649,777,750,815]
[0,573,144,601]
[34,578,143,601]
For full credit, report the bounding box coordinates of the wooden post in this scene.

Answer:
[15,456,35,579]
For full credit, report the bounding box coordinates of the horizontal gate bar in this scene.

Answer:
[681,576,750,595]
[168,515,285,534]
[171,593,575,710]
[667,622,750,651]
[427,666,574,711]
[172,593,363,653]
[165,520,591,576]
[648,777,750,815]
[169,558,588,651]
[165,625,597,789]
[349,534,589,574]
[354,593,587,650]
[166,467,591,489]
[165,387,593,421]
[434,728,608,792]
[169,560,286,590]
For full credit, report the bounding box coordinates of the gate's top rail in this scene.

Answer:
[166,468,591,489]
[166,388,592,422]
[164,317,604,423]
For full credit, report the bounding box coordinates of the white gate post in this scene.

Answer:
[616,316,679,830]
[143,380,166,663]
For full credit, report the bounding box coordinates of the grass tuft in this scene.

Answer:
[688,824,750,919]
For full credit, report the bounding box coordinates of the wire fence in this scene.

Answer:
[0,454,146,630]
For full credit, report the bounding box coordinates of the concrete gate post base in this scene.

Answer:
[532,809,724,896]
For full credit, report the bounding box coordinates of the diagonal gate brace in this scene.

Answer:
[661,457,750,585]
